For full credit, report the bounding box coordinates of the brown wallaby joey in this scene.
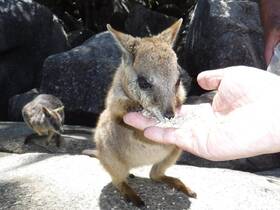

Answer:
[94,19,197,207]
[22,94,65,147]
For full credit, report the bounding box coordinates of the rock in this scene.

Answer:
[156,4,183,18]
[179,152,280,172]
[182,0,265,94]
[68,29,95,48]
[124,4,176,37]
[8,89,40,121]
[186,91,216,104]
[0,0,68,120]
[0,152,280,209]
[0,122,94,154]
[40,31,121,125]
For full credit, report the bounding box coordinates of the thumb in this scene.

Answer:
[144,126,193,149]
[197,69,226,90]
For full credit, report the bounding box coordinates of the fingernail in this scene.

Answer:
[123,114,133,125]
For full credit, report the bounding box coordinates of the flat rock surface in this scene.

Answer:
[0,152,280,210]
[1,122,280,209]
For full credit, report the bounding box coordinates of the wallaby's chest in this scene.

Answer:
[124,136,174,168]
[96,110,176,168]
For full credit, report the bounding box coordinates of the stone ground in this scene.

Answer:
[0,122,280,210]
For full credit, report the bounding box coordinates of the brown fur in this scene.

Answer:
[22,94,64,147]
[95,19,196,207]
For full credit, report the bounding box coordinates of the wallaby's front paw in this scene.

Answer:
[24,137,31,145]
[24,133,39,145]
[128,173,135,179]
[54,134,62,147]
[127,105,143,113]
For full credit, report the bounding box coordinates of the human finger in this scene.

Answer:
[197,69,226,90]
[123,112,157,130]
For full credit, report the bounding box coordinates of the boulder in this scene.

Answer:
[179,152,280,172]
[68,29,95,48]
[181,0,266,94]
[0,151,280,209]
[0,0,68,120]
[40,32,121,124]
[124,4,176,37]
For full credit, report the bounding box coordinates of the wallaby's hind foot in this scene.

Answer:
[24,133,44,145]
[54,133,62,147]
[82,149,98,158]
[117,182,145,207]
[153,175,197,198]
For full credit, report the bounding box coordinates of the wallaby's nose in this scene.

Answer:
[164,109,175,119]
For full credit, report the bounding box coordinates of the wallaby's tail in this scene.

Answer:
[82,149,99,158]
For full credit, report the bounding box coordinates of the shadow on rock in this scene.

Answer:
[1,153,53,173]
[0,122,95,155]
[0,180,31,209]
[99,176,191,210]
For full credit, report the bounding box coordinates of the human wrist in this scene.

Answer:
[260,0,280,32]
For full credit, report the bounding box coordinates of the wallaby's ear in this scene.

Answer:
[53,106,64,113]
[107,24,138,56]
[157,18,183,47]
[42,106,52,118]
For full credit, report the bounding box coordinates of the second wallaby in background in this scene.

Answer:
[94,19,197,207]
[22,94,64,147]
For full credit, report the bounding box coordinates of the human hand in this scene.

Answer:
[124,66,280,161]
[260,0,280,65]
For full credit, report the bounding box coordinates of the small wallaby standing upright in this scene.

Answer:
[94,19,196,207]
[22,94,64,147]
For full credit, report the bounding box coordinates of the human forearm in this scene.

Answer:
[260,0,280,64]
[260,0,280,30]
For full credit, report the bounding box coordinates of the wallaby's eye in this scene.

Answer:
[137,76,152,90]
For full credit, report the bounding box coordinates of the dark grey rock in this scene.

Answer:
[182,0,265,94]
[156,3,183,18]
[8,89,40,121]
[0,0,68,120]
[186,91,216,104]
[179,152,280,172]
[68,29,95,48]
[40,32,121,121]
[125,4,176,37]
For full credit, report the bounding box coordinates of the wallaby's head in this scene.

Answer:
[42,106,64,133]
[108,19,185,120]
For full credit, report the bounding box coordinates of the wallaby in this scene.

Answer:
[22,94,65,147]
[94,19,197,207]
